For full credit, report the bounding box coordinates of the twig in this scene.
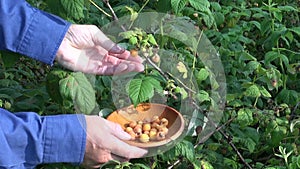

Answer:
[219,130,253,169]
[290,101,300,121]
[166,72,197,94]
[145,57,170,81]
[102,2,251,169]
[89,0,112,18]
[103,0,127,31]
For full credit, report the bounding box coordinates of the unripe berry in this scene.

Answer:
[125,127,133,133]
[151,54,160,63]
[142,123,151,132]
[139,133,150,143]
[149,130,157,141]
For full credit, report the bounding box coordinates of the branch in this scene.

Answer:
[101,3,251,169]
[89,0,112,18]
[103,0,127,31]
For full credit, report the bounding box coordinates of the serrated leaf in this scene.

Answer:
[276,89,299,105]
[129,36,138,45]
[128,76,160,107]
[197,90,210,103]
[177,61,188,79]
[250,21,261,30]
[147,34,158,45]
[0,51,21,68]
[46,70,68,105]
[188,0,210,12]
[278,5,297,11]
[175,140,195,162]
[244,84,261,98]
[171,0,188,14]
[60,0,84,20]
[180,87,188,99]
[237,108,253,127]
[259,86,272,98]
[289,27,300,36]
[59,72,96,114]
[125,6,138,22]
[197,68,209,81]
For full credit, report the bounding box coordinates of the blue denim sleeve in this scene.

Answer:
[0,108,86,168]
[0,0,71,65]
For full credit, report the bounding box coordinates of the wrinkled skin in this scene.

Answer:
[56,24,144,75]
[82,116,147,168]
[55,25,147,168]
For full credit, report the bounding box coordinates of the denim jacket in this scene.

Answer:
[0,1,86,168]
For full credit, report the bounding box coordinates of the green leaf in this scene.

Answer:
[188,0,210,12]
[244,84,261,98]
[125,6,138,22]
[278,5,297,12]
[264,51,279,65]
[171,0,188,14]
[243,137,256,153]
[0,51,21,68]
[197,90,210,103]
[259,86,272,98]
[290,119,300,133]
[128,76,160,107]
[197,68,209,81]
[289,27,300,36]
[129,36,138,45]
[239,52,257,62]
[46,70,68,105]
[276,89,299,105]
[250,21,261,30]
[237,108,253,127]
[60,0,84,20]
[147,34,158,45]
[177,61,188,79]
[59,72,96,114]
[175,140,195,162]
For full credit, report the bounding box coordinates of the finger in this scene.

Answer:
[82,149,113,168]
[111,50,144,63]
[105,120,148,158]
[109,136,148,159]
[111,153,130,163]
[106,120,131,140]
[108,44,125,54]
[98,55,144,75]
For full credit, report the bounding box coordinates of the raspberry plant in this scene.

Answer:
[0,0,300,169]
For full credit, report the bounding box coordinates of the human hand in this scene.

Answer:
[56,24,144,75]
[82,115,147,168]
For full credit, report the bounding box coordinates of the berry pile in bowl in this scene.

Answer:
[107,103,185,148]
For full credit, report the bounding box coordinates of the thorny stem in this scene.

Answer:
[104,2,252,169]
[89,0,112,18]
[102,0,127,31]
[169,101,252,169]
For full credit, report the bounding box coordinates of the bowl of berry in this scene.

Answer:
[107,103,185,148]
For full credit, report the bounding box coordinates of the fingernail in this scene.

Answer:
[108,44,125,54]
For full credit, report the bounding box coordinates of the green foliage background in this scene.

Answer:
[0,0,300,168]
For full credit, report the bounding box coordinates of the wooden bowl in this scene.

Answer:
[107,103,185,148]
